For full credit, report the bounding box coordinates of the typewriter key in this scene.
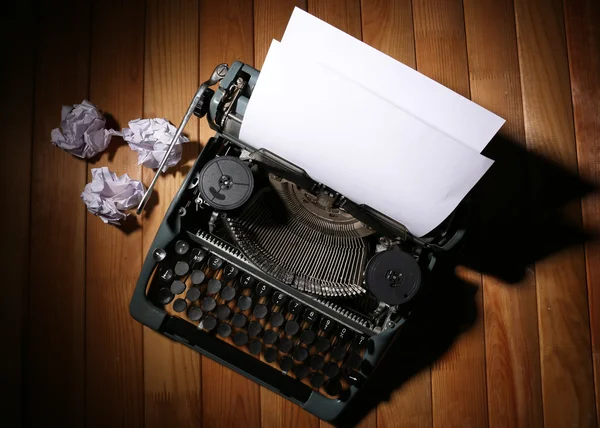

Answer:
[186,287,201,302]
[336,326,353,342]
[270,312,284,328]
[300,329,316,345]
[170,280,186,295]
[207,278,222,294]
[346,352,363,370]
[279,337,293,354]
[173,299,187,313]
[352,334,368,350]
[216,304,231,320]
[198,156,254,210]
[233,331,248,346]
[207,255,223,270]
[293,346,308,362]
[324,362,340,378]
[344,370,366,388]
[174,261,190,276]
[315,337,331,353]
[324,378,342,396]
[271,292,287,306]
[255,283,270,297]
[253,304,268,320]
[157,287,174,305]
[202,296,217,312]
[221,285,236,302]
[310,355,325,371]
[188,306,203,321]
[303,308,319,324]
[279,356,294,372]
[222,264,239,280]
[310,372,325,388]
[293,364,310,380]
[331,345,347,361]
[175,240,189,255]
[248,321,263,338]
[191,270,205,285]
[284,320,300,336]
[239,273,255,288]
[231,313,247,328]
[217,323,232,338]
[159,268,173,282]
[287,300,303,316]
[248,340,262,355]
[237,295,252,311]
[190,248,206,262]
[263,329,278,345]
[264,347,278,363]
[202,315,217,331]
[365,247,421,305]
[319,316,335,333]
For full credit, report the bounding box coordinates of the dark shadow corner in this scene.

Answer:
[333,134,598,427]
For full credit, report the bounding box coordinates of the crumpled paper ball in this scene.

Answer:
[122,118,189,172]
[51,100,117,158]
[81,167,145,225]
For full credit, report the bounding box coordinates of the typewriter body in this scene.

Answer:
[131,62,465,421]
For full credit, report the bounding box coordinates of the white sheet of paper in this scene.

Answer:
[240,41,494,237]
[281,8,505,153]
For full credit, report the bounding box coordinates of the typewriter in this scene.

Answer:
[131,63,466,421]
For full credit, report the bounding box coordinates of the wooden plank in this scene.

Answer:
[563,0,600,423]
[26,1,90,426]
[253,1,319,426]
[198,1,261,426]
[85,1,145,426]
[410,1,487,427]
[360,1,433,428]
[0,2,34,427]
[513,0,597,426]
[142,1,202,427]
[462,0,545,427]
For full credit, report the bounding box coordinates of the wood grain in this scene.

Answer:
[26,1,90,426]
[198,1,261,426]
[463,0,545,427]
[563,0,600,423]
[513,0,596,426]
[142,1,202,427]
[360,2,433,428]
[0,2,34,426]
[253,1,318,427]
[85,1,145,426]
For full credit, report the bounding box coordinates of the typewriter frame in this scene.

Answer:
[130,62,466,421]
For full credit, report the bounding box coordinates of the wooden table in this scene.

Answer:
[3,0,598,427]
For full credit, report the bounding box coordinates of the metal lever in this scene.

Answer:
[136,63,229,215]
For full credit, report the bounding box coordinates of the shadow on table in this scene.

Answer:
[333,135,597,427]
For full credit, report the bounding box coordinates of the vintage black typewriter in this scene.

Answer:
[130,63,466,421]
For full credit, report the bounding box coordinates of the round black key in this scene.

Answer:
[319,317,335,333]
[352,334,368,350]
[310,372,325,388]
[310,355,325,371]
[248,340,262,355]
[216,304,231,320]
[248,321,263,338]
[279,356,293,372]
[186,287,201,302]
[337,326,353,342]
[174,261,190,276]
[217,323,232,338]
[202,315,217,331]
[324,362,340,378]
[237,295,252,311]
[188,306,203,321]
[221,285,236,302]
[345,370,366,388]
[285,320,299,336]
[264,347,278,363]
[279,337,293,354]
[324,378,342,396]
[300,329,316,345]
[191,270,205,285]
[303,308,318,324]
[170,280,186,295]
[157,287,174,305]
[202,296,216,312]
[293,346,308,362]
[271,292,287,306]
[270,312,284,328]
[191,248,206,262]
[293,364,310,379]
[239,273,255,288]
[207,278,222,294]
[159,268,174,282]
[255,283,270,297]
[346,352,363,370]
[173,298,187,313]
[233,331,248,346]
[231,313,247,328]
[253,304,268,319]
[208,255,223,270]
[263,329,278,345]
[315,337,331,353]
[331,345,347,361]
[175,240,189,255]
[287,300,303,316]
[222,264,239,280]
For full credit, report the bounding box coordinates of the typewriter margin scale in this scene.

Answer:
[130,62,466,421]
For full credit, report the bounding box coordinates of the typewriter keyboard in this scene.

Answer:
[150,238,370,399]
